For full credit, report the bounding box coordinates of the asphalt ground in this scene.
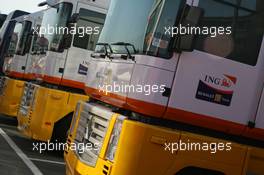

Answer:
[0,115,65,175]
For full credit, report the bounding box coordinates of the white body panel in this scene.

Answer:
[84,0,264,140]
[127,55,177,106]
[29,0,109,88]
[8,54,27,74]
[167,48,264,126]
[5,11,43,77]
[62,47,92,84]
[256,90,264,129]
[43,51,67,81]
[61,2,108,85]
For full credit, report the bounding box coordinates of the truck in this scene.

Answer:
[0,10,30,75]
[64,0,264,174]
[0,14,7,28]
[0,11,43,117]
[17,0,109,142]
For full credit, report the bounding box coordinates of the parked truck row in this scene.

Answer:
[0,0,263,174]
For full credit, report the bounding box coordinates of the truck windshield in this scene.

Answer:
[39,2,72,52]
[98,0,155,54]
[98,0,184,58]
[0,21,10,48]
[143,0,185,58]
[6,22,23,56]
[16,21,32,55]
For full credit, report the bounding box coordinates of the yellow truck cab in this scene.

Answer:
[17,0,109,142]
[65,0,264,174]
[0,11,41,117]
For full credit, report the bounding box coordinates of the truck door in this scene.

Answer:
[8,19,32,78]
[3,21,23,74]
[249,89,264,140]
[0,20,16,74]
[108,0,191,117]
[165,0,264,135]
[61,2,107,89]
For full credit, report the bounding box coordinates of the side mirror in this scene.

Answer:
[175,5,204,52]
[61,33,72,50]
[60,22,75,50]
[68,13,80,24]
[91,43,112,59]
[24,34,33,54]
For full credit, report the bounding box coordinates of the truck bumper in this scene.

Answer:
[0,77,25,117]
[17,84,88,141]
[64,146,112,175]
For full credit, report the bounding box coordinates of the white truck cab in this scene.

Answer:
[3,11,43,79]
[26,0,109,89]
[84,0,264,142]
[0,10,30,75]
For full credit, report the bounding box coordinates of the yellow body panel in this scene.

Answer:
[17,86,88,141]
[65,103,264,175]
[246,147,264,175]
[0,77,24,117]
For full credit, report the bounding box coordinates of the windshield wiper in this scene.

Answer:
[91,43,112,59]
[110,42,137,61]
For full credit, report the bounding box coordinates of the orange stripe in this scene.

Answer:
[43,75,85,89]
[23,73,35,80]
[19,73,44,81]
[18,73,85,89]
[165,108,245,136]
[61,78,85,89]
[86,86,164,116]
[43,75,61,85]
[7,71,24,79]
[126,98,165,117]
[243,127,264,141]
[85,86,127,108]
[85,86,264,141]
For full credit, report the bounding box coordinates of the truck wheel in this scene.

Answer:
[52,113,73,144]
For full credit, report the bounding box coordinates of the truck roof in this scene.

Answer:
[5,10,30,21]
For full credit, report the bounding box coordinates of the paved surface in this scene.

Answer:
[0,115,65,175]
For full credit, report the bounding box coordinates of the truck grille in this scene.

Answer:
[19,82,38,116]
[0,76,7,96]
[74,102,112,167]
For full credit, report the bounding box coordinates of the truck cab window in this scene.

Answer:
[73,8,106,50]
[6,22,23,56]
[40,2,73,52]
[144,0,185,59]
[16,21,32,55]
[195,0,264,66]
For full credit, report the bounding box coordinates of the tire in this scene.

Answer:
[51,113,73,143]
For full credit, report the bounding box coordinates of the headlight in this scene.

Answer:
[19,83,38,116]
[106,115,126,162]
[73,102,112,167]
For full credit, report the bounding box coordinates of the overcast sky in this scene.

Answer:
[0,0,46,14]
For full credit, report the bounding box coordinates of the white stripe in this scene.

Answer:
[29,158,65,165]
[0,128,43,175]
